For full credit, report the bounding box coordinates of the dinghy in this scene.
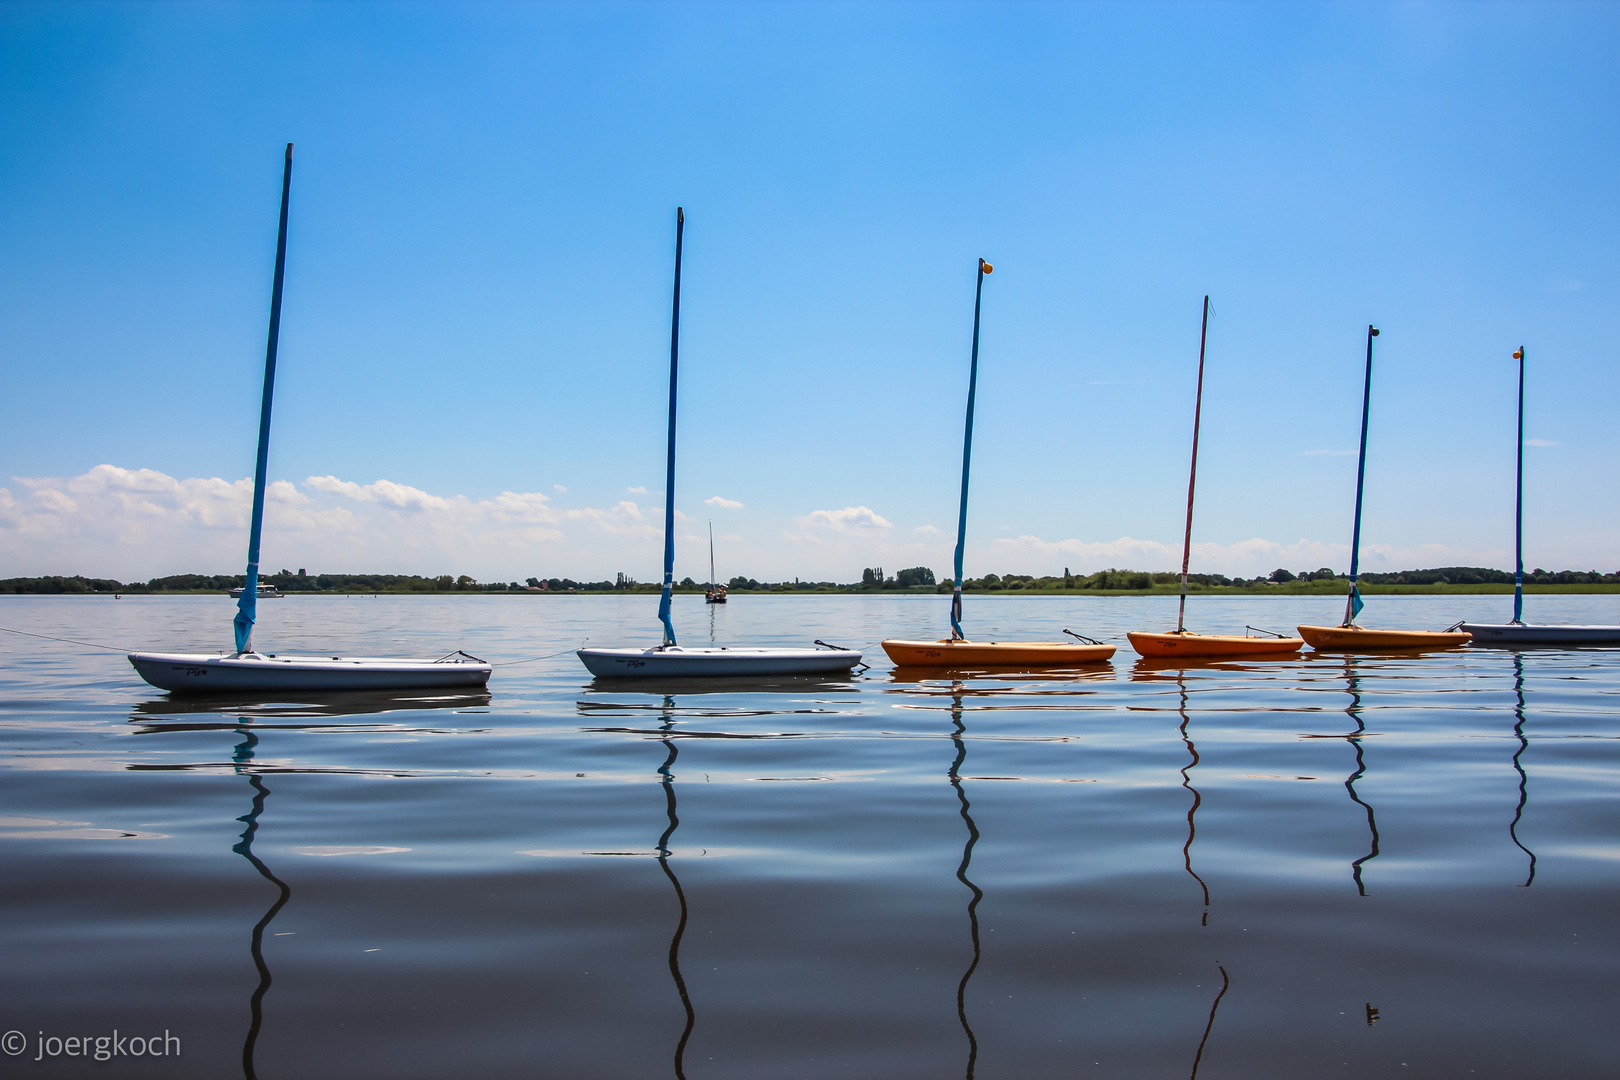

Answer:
[705,522,727,603]
[1127,631,1301,658]
[128,651,492,693]
[879,258,1115,669]
[128,145,492,694]
[577,209,860,678]
[1126,296,1304,659]
[1297,326,1471,652]
[1459,346,1620,647]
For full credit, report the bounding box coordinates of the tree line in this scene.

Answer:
[3,564,1616,595]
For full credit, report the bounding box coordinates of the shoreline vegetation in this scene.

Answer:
[4,566,1619,597]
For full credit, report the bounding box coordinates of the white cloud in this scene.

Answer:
[915,524,943,535]
[553,484,568,493]
[798,506,892,532]
[0,465,682,580]
[627,485,648,494]
[1525,439,1559,448]
[704,495,744,509]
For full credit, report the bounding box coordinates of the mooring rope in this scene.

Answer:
[0,625,133,652]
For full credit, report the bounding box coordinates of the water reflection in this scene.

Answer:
[944,682,982,1078]
[229,730,291,1080]
[1509,654,1537,887]
[654,698,696,1078]
[1189,965,1230,1079]
[1175,675,1211,926]
[1341,661,1382,896]
[131,689,491,722]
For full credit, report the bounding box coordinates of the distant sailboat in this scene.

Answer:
[1298,326,1470,651]
[1460,346,1620,646]
[1128,296,1304,658]
[577,209,860,678]
[881,258,1115,668]
[127,145,491,693]
[705,522,727,604]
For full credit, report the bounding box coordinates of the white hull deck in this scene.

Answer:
[577,645,862,678]
[128,651,493,693]
[1457,623,1620,646]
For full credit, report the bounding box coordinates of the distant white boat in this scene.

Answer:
[128,651,493,692]
[229,584,282,598]
[128,145,490,695]
[577,645,860,678]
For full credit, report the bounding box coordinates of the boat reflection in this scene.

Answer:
[229,729,291,1080]
[1174,674,1211,926]
[129,688,491,727]
[943,682,982,1079]
[1509,654,1537,887]
[654,698,696,1078]
[1341,661,1382,895]
[585,675,861,697]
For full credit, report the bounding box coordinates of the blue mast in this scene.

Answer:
[1513,346,1525,624]
[1342,324,1378,626]
[949,259,991,641]
[233,143,293,655]
[657,208,685,647]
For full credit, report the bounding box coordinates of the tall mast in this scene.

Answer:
[657,208,684,647]
[1176,296,1210,634]
[949,259,991,641]
[233,143,293,655]
[708,521,715,592]
[1513,346,1525,624]
[1343,325,1378,626]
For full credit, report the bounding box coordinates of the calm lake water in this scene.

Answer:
[2,593,1618,1078]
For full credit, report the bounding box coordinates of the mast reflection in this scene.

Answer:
[1341,661,1381,895]
[1509,654,1537,887]
[947,682,982,1079]
[1189,964,1230,1080]
[654,698,696,1078]
[230,730,292,1080]
[1175,675,1210,926]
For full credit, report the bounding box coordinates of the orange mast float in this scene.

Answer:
[881,259,1115,668]
[1127,297,1304,658]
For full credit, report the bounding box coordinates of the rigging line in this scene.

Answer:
[1177,296,1211,635]
[0,625,133,652]
[490,648,579,667]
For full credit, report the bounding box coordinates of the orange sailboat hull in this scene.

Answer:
[1126,631,1303,657]
[881,639,1116,667]
[1297,624,1471,651]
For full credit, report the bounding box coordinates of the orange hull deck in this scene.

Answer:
[1297,624,1471,651]
[880,639,1116,667]
[1127,631,1303,658]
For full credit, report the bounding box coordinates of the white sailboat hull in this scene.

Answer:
[1458,623,1620,646]
[577,646,861,678]
[128,651,493,693]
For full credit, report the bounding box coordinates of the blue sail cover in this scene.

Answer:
[235,144,294,654]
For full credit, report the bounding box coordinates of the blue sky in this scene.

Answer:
[2,1,1616,583]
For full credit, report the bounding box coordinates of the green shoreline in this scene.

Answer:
[12,583,1619,597]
